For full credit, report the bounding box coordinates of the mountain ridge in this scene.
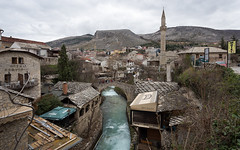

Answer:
[47,26,240,50]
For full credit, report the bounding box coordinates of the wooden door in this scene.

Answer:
[18,73,23,85]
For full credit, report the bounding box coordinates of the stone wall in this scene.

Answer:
[0,117,28,150]
[40,57,58,66]
[0,51,41,98]
[71,96,103,150]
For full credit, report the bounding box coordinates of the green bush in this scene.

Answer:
[35,94,63,115]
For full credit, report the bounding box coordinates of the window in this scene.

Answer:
[79,108,84,117]
[4,74,11,83]
[12,57,17,64]
[18,57,24,64]
[196,54,199,59]
[85,104,90,113]
[24,73,29,82]
[219,54,223,59]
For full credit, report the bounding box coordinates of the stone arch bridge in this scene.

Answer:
[94,82,136,102]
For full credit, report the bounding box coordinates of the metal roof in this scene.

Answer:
[40,106,76,121]
[130,91,158,112]
[178,47,227,54]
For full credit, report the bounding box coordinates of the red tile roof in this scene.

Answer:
[1,36,47,46]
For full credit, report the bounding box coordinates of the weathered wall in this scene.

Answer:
[40,57,58,66]
[72,96,103,150]
[0,51,41,98]
[0,117,29,150]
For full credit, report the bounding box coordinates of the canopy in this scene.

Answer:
[40,106,76,121]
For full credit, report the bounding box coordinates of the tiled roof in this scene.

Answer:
[53,81,92,94]
[68,87,100,108]
[1,36,47,46]
[135,81,179,96]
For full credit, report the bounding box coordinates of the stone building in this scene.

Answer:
[0,48,42,98]
[178,47,228,66]
[51,81,102,149]
[131,81,201,149]
[0,86,34,150]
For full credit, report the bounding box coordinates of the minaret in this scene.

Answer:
[160,9,166,53]
[159,9,167,68]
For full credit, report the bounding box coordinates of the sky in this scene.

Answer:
[1,0,240,42]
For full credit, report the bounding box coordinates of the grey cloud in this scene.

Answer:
[0,0,240,42]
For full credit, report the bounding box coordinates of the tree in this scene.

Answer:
[220,37,227,50]
[58,45,73,81]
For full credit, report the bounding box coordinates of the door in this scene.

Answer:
[18,73,23,85]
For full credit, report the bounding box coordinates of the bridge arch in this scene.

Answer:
[94,82,136,102]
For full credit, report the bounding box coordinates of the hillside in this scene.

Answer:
[47,34,93,48]
[141,26,240,43]
[47,26,240,50]
[69,29,149,50]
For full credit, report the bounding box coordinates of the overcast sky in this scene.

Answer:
[1,0,240,42]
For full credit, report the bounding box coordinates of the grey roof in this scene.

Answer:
[12,42,51,50]
[68,87,100,108]
[0,86,35,100]
[157,87,201,112]
[135,81,179,96]
[0,48,43,59]
[53,81,92,94]
[178,47,227,54]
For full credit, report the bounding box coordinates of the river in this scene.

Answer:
[95,87,131,150]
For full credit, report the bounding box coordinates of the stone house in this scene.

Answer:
[0,48,42,98]
[51,82,102,138]
[178,47,227,66]
[131,81,201,149]
[0,86,34,150]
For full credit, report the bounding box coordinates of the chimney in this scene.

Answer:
[166,60,172,82]
[62,82,68,95]
[0,29,4,41]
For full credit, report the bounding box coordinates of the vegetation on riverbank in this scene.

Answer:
[177,66,240,149]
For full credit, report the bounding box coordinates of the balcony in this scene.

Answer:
[0,78,39,90]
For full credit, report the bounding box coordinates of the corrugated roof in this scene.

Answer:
[68,87,100,108]
[178,47,227,54]
[40,106,76,121]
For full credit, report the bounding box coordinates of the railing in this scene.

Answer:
[0,78,39,90]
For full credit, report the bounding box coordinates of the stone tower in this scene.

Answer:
[159,9,167,68]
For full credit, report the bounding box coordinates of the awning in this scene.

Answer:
[40,106,76,121]
[130,91,158,112]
